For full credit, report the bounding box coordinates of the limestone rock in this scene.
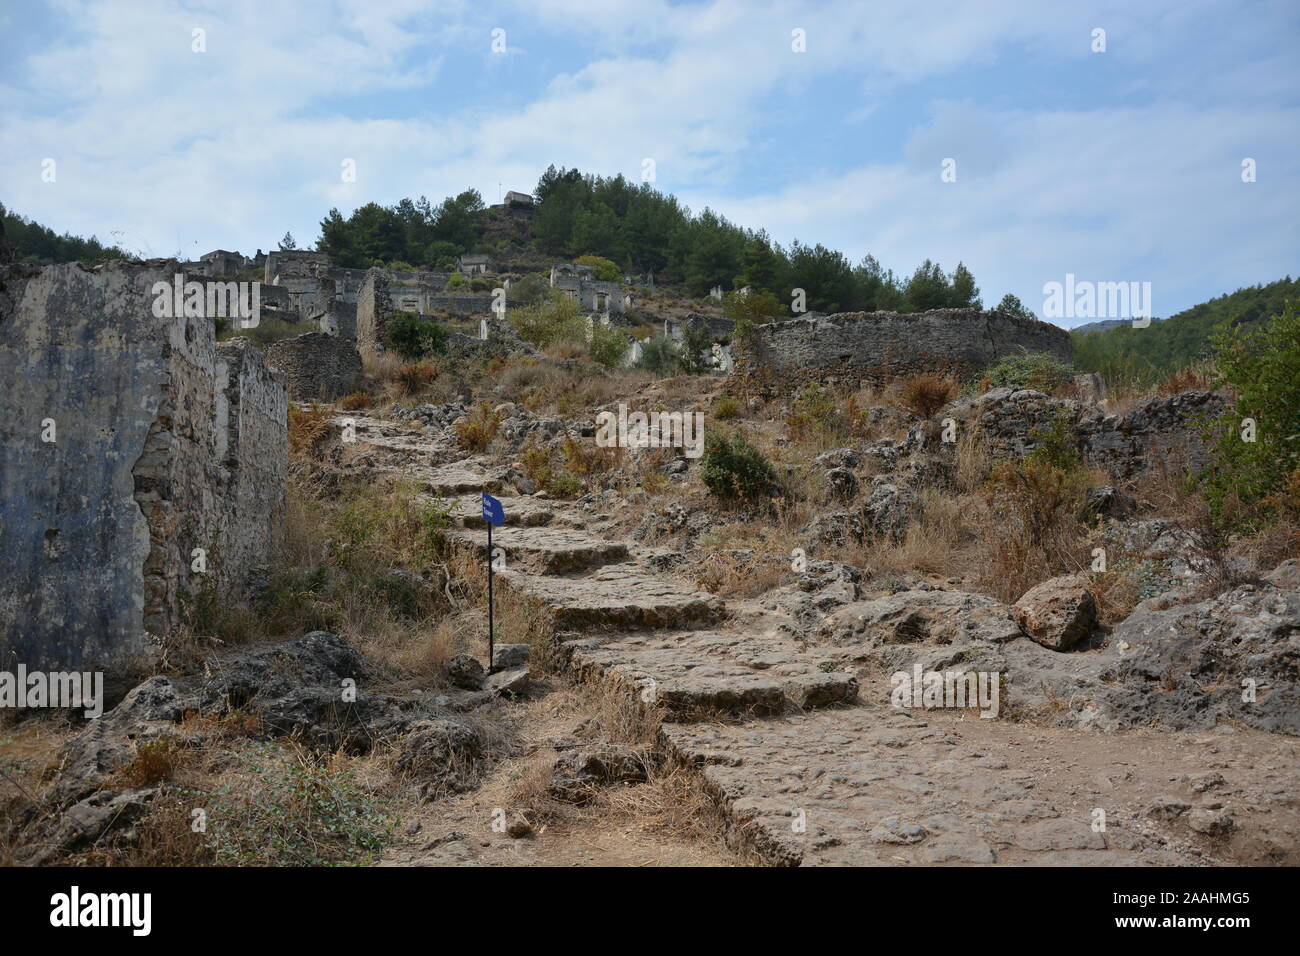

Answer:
[550,746,649,803]
[485,666,530,697]
[444,655,485,691]
[1014,574,1098,651]
[862,483,918,539]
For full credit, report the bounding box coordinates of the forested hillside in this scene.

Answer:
[1071,276,1300,385]
[0,202,126,265]
[313,165,994,313]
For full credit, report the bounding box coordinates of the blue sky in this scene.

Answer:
[2,0,1297,324]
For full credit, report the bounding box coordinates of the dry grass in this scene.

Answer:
[1088,567,1142,627]
[894,373,959,419]
[337,391,372,411]
[869,489,978,577]
[1157,364,1215,396]
[395,360,439,396]
[288,403,335,458]
[694,550,792,598]
[453,402,504,452]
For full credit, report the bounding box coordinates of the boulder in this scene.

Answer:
[861,482,918,539]
[444,654,485,691]
[485,666,530,697]
[492,644,531,670]
[393,718,483,795]
[1014,575,1097,651]
[550,746,649,803]
[821,588,1023,649]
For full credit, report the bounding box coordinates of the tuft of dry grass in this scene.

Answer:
[453,402,504,452]
[694,551,792,598]
[395,360,439,396]
[894,373,959,419]
[288,403,336,458]
[337,391,372,411]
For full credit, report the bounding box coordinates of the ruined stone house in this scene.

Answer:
[457,254,492,276]
[0,261,288,685]
[550,263,632,316]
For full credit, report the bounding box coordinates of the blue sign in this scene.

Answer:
[481,491,505,527]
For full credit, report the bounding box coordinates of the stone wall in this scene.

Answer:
[355,268,392,359]
[265,331,363,401]
[0,261,288,683]
[735,308,1072,390]
[957,387,1226,480]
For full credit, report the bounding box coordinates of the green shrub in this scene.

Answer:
[202,749,394,866]
[510,291,586,349]
[636,335,680,376]
[446,270,467,290]
[588,322,628,369]
[701,430,777,501]
[574,254,622,281]
[713,395,741,419]
[977,352,1076,393]
[1200,303,1300,531]
[678,321,712,374]
[385,311,447,359]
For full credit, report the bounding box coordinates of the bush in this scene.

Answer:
[395,360,438,395]
[337,391,372,411]
[446,270,467,290]
[510,291,586,349]
[588,322,628,369]
[202,750,394,866]
[723,288,784,345]
[385,311,448,359]
[677,322,713,374]
[574,254,621,282]
[701,430,777,501]
[1201,303,1300,532]
[713,395,741,419]
[508,273,549,305]
[635,335,679,376]
[896,373,958,418]
[978,352,1076,393]
[453,402,504,452]
[288,403,336,458]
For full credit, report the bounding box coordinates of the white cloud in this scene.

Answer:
[2,0,1296,316]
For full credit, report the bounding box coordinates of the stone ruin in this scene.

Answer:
[0,261,288,686]
[734,308,1073,390]
[265,331,363,401]
[550,263,633,317]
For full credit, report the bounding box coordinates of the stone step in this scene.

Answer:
[499,565,725,633]
[563,629,857,719]
[445,494,554,529]
[659,709,1125,867]
[379,461,510,495]
[449,526,629,574]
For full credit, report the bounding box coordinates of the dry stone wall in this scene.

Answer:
[735,308,1072,390]
[355,268,392,358]
[265,331,363,401]
[0,261,287,683]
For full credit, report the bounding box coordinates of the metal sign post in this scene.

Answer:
[481,492,505,673]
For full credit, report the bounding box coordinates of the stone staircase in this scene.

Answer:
[352,419,1203,867]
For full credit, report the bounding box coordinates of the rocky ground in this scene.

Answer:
[6,377,1297,867]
